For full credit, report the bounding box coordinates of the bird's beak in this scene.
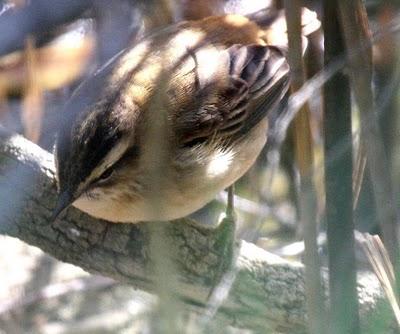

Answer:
[51,190,74,221]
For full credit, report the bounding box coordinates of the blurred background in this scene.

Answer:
[0,0,400,333]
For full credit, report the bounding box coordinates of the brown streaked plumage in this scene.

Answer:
[53,13,298,223]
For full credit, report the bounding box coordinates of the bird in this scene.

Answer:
[52,13,298,223]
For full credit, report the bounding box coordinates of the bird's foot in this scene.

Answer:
[208,185,238,299]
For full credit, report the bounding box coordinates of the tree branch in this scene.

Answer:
[0,127,390,332]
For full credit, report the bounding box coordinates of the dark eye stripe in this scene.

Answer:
[121,144,140,161]
[91,144,140,186]
[99,167,114,181]
[90,166,115,186]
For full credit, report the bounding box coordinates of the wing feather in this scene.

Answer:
[174,44,290,147]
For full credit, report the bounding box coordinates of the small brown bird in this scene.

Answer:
[53,12,310,223]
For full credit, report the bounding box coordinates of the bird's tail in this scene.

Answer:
[247,7,321,52]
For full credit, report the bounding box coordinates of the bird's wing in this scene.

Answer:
[173,43,290,147]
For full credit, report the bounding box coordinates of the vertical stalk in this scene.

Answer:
[283,2,325,334]
[338,0,400,295]
[323,1,360,333]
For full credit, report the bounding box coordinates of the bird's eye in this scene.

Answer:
[98,167,114,182]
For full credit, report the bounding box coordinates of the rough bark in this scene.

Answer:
[0,127,389,333]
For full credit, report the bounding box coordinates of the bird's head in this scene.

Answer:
[52,68,142,221]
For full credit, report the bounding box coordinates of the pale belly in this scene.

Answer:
[73,120,268,223]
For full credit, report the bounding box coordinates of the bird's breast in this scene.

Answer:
[73,118,268,223]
